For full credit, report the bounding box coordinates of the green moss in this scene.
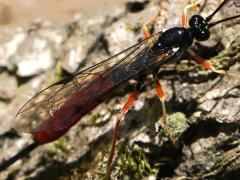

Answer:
[114,144,158,179]
[47,138,71,157]
[89,113,102,125]
[105,113,189,179]
[156,112,188,145]
[168,112,189,141]
[54,58,64,79]
[128,22,142,32]
[209,35,240,69]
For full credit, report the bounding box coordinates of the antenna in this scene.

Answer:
[206,0,229,22]
[209,14,240,28]
[204,0,240,28]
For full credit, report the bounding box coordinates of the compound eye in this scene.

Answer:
[195,29,210,41]
[189,15,204,29]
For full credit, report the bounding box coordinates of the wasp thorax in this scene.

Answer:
[189,15,210,41]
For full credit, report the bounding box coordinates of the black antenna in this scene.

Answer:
[0,142,38,172]
[205,0,240,28]
[206,0,229,22]
[209,14,240,28]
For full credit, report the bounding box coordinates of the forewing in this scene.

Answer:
[15,32,162,133]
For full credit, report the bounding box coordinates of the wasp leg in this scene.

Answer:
[182,0,203,27]
[105,78,144,180]
[153,73,179,149]
[188,49,227,74]
[142,13,160,38]
[142,0,165,38]
[143,25,152,39]
[188,49,240,78]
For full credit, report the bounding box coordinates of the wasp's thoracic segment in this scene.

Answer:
[153,15,210,52]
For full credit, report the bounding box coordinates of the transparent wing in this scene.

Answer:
[15,32,167,133]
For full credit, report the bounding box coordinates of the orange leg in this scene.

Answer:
[188,49,227,74]
[143,13,160,39]
[142,0,164,39]
[143,26,152,39]
[182,0,203,27]
[188,49,240,79]
[104,80,144,180]
[153,73,179,149]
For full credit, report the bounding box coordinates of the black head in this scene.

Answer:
[189,0,240,42]
[189,15,210,41]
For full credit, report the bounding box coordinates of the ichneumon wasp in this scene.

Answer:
[0,0,239,179]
